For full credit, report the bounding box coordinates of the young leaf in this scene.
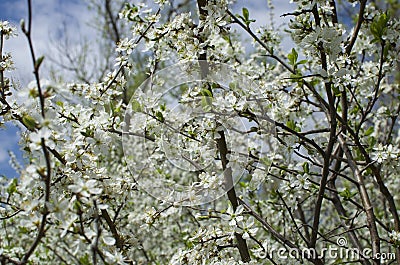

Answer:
[238,8,255,27]
[200,88,213,97]
[365,127,374,136]
[131,99,142,112]
[242,8,249,21]
[286,120,296,131]
[370,13,390,42]
[155,111,164,122]
[302,162,310,174]
[297,59,308,65]
[34,56,45,70]
[332,86,341,96]
[7,178,18,195]
[287,48,298,66]
[22,114,38,130]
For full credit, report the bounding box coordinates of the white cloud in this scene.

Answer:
[0,0,97,177]
[2,0,97,85]
[1,0,296,86]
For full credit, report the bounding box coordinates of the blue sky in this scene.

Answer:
[0,122,23,178]
[0,0,95,178]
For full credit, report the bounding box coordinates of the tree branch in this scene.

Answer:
[339,136,380,264]
[345,0,367,55]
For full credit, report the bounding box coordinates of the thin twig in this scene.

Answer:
[345,0,367,55]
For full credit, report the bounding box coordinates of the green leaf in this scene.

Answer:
[229,82,237,90]
[286,120,296,131]
[310,79,320,86]
[200,88,213,97]
[238,8,255,27]
[332,86,341,96]
[365,126,374,136]
[350,105,359,115]
[370,13,390,42]
[155,111,164,122]
[367,136,376,151]
[302,162,310,174]
[7,179,18,195]
[290,73,302,79]
[339,188,357,201]
[131,99,142,112]
[199,88,213,110]
[242,8,249,21]
[80,128,94,138]
[201,96,212,111]
[34,56,45,70]
[297,59,308,65]
[160,103,166,111]
[249,126,258,133]
[287,48,298,66]
[22,114,38,130]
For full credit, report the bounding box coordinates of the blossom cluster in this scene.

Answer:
[1,0,400,264]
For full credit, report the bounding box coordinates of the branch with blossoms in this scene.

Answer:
[196,0,252,262]
[1,0,400,264]
[15,0,53,263]
[225,1,400,264]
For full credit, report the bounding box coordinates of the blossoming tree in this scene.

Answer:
[0,0,399,264]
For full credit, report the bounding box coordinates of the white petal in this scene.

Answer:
[236,205,244,214]
[103,236,116,246]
